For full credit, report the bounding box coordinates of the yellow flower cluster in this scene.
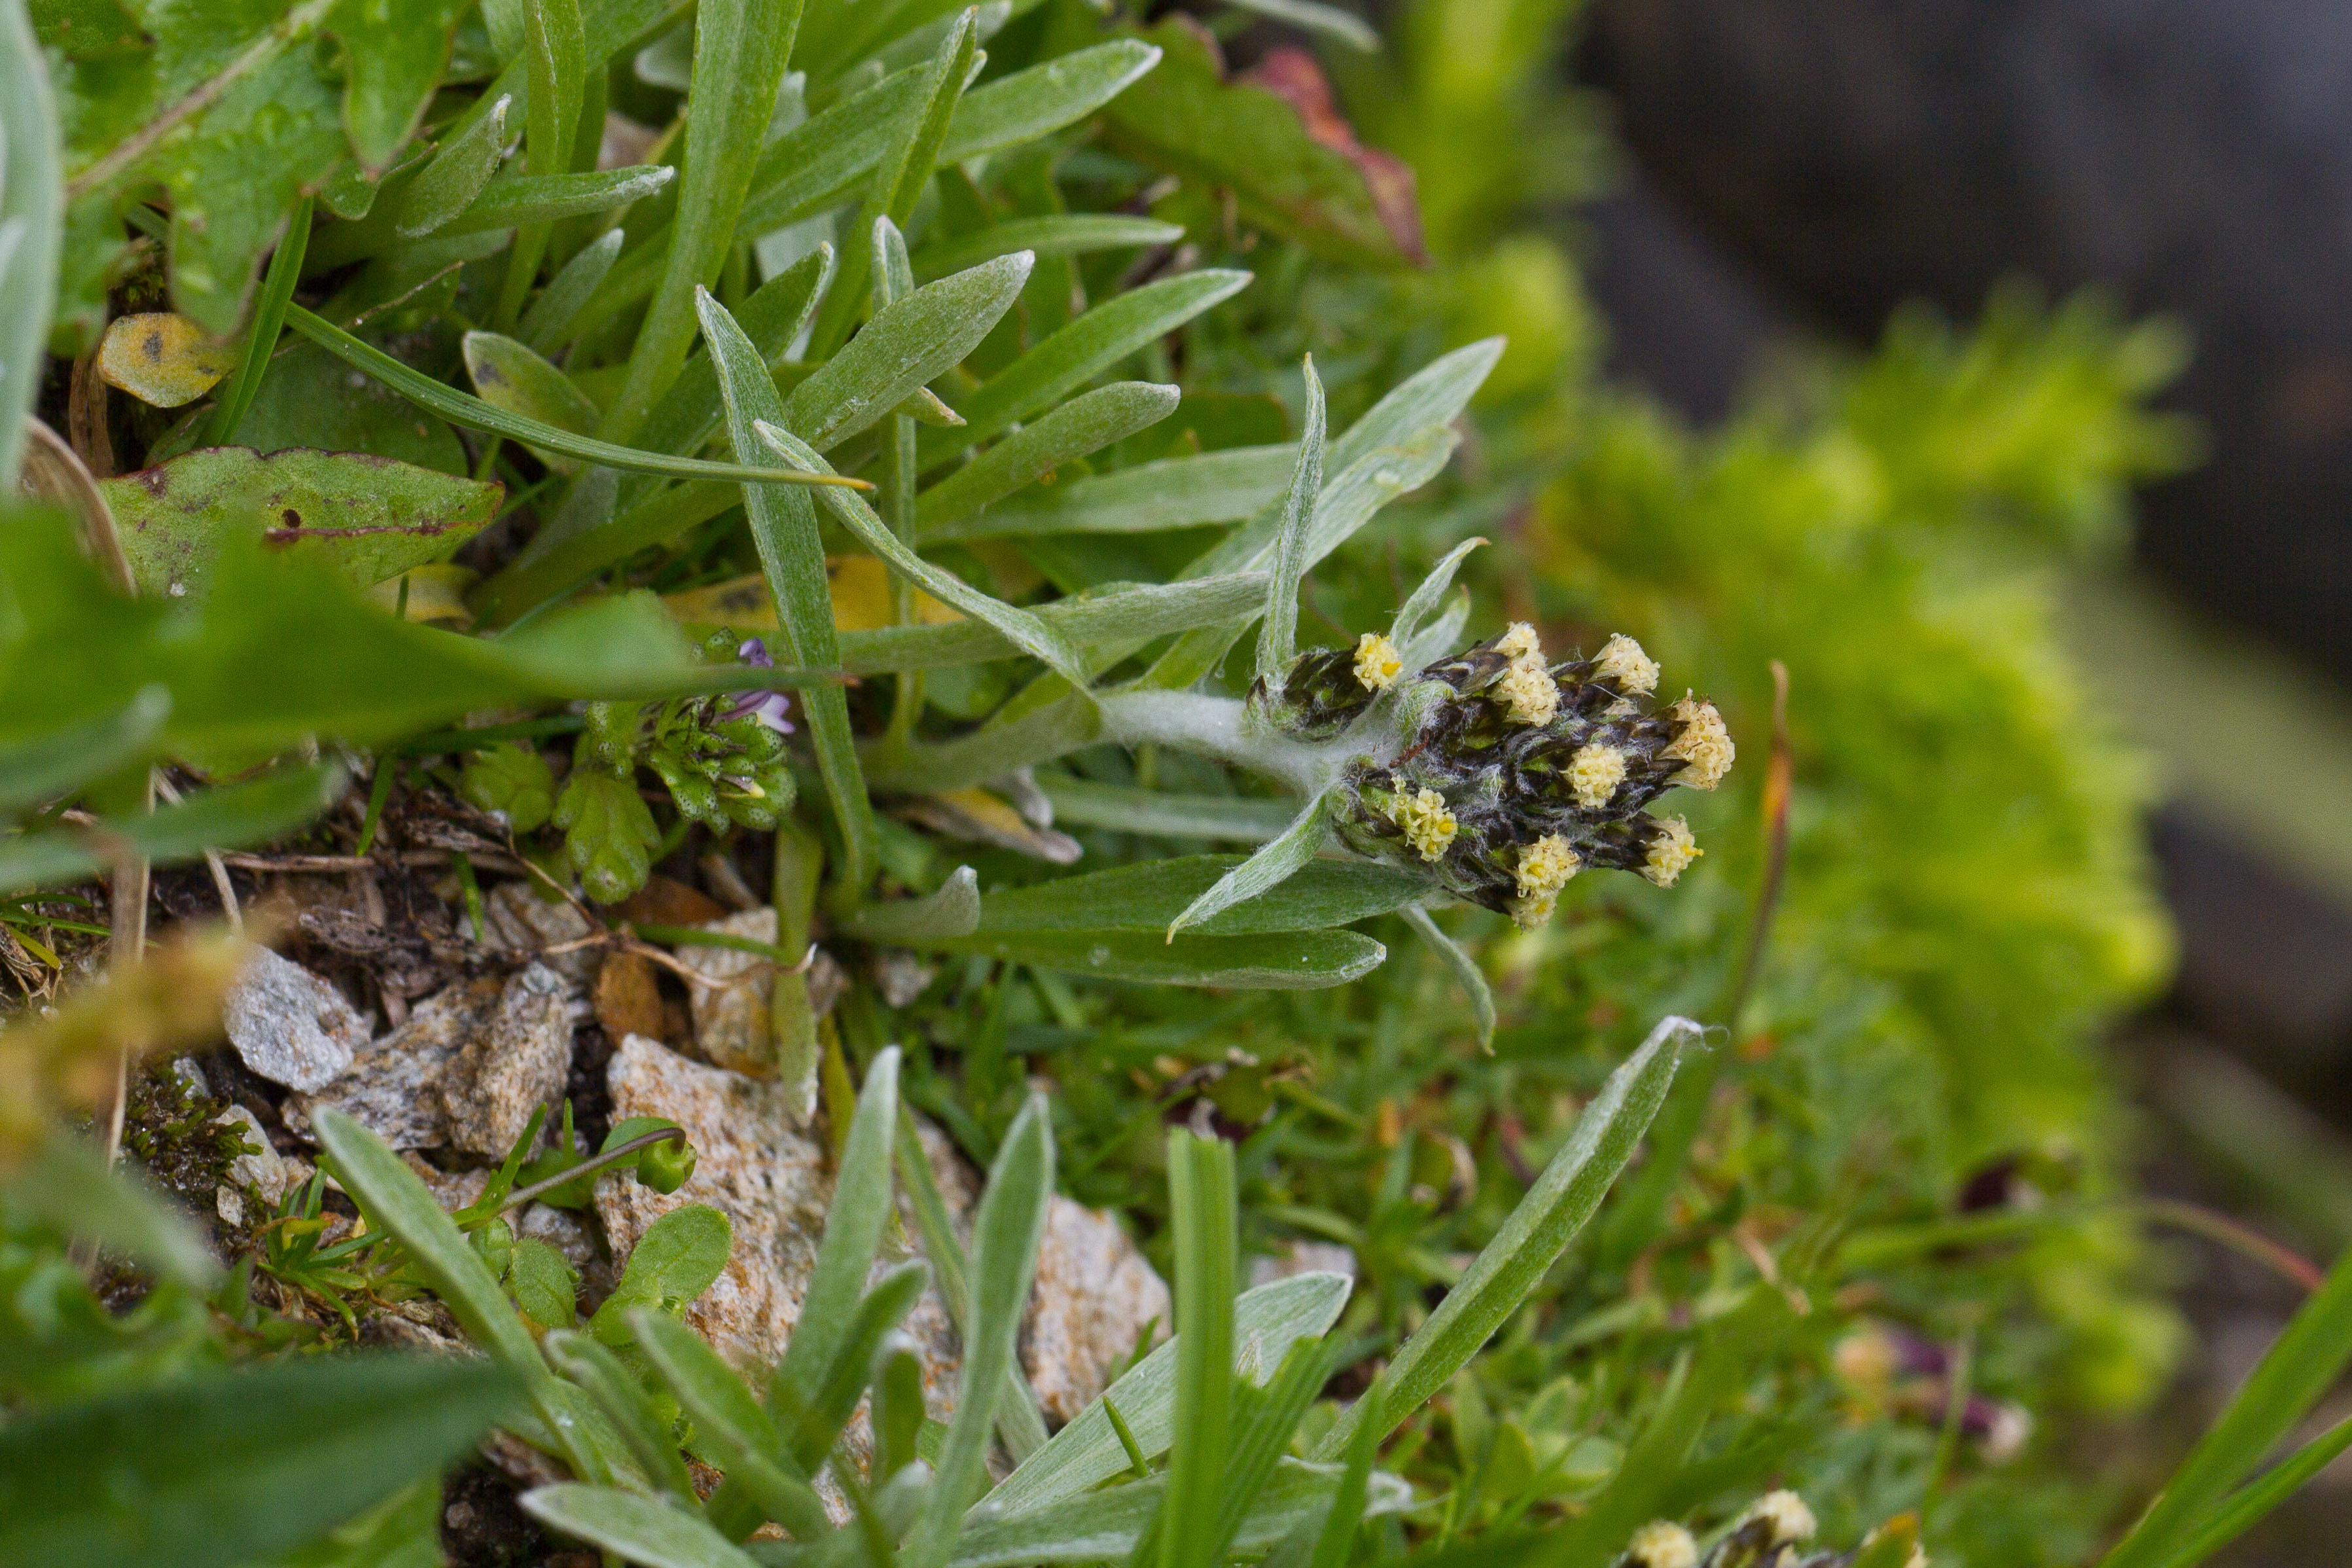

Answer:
[1566,742,1628,810]
[1351,631,1403,691]
[1389,785,1457,861]
[1741,1491,1818,1548]
[1509,832,1582,928]
[1664,694,1734,789]
[1624,1522,1698,1568]
[1641,815,1702,887]
[1592,632,1660,695]
[1493,621,1560,724]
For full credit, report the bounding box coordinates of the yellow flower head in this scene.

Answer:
[1567,743,1628,810]
[1496,621,1542,661]
[1352,631,1404,692]
[1514,834,1582,900]
[1389,786,1457,861]
[1741,1491,1817,1548]
[1624,1522,1699,1568]
[1641,815,1702,887]
[1496,658,1560,726]
[1592,632,1660,696]
[1664,694,1734,790]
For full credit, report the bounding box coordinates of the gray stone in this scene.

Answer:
[677,909,777,1074]
[1023,1197,1172,1425]
[483,880,601,988]
[214,1103,304,1226]
[222,947,368,1092]
[284,975,501,1149]
[445,963,572,1158]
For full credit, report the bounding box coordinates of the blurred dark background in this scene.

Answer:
[1565,3,2352,1558]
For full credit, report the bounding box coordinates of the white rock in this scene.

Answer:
[1023,1197,1171,1424]
[285,975,501,1149]
[445,962,572,1158]
[1248,1239,1359,1291]
[222,947,368,1092]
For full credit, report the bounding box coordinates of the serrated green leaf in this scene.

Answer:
[102,447,501,595]
[554,767,660,904]
[991,1272,1353,1516]
[459,741,558,834]
[1100,20,1419,272]
[0,1354,522,1568]
[916,382,1179,533]
[918,269,1251,468]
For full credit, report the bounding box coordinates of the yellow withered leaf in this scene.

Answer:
[97,313,240,408]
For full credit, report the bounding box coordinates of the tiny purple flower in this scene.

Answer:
[722,637,795,732]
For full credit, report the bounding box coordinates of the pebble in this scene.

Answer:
[1024,1197,1173,1424]
[221,947,369,1093]
[446,962,572,1158]
[677,909,778,1074]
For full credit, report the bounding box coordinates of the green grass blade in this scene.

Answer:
[543,1329,700,1501]
[1159,1128,1239,1568]
[0,0,62,488]
[695,288,879,895]
[915,215,1184,279]
[200,195,310,447]
[1211,1339,1332,1560]
[1400,903,1497,1052]
[906,1092,1056,1568]
[775,1045,904,1402]
[2104,1241,2352,1568]
[601,0,806,444]
[836,573,1267,676]
[520,228,624,352]
[0,1355,522,1568]
[918,270,1252,467]
[1165,790,1334,940]
[758,421,1090,686]
[283,305,861,490]
[493,0,586,329]
[442,165,674,239]
[923,444,1296,543]
[633,1311,834,1541]
[2153,1414,2352,1568]
[916,382,1179,533]
[0,685,171,815]
[523,1485,764,1568]
[1254,357,1326,690]
[1312,1016,1700,1460]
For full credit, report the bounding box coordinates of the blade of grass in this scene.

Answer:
[0,0,62,488]
[523,1486,764,1568]
[600,0,806,444]
[1158,1128,1239,1568]
[2153,1414,2352,1568]
[696,289,879,895]
[492,0,586,330]
[1400,903,1497,1052]
[283,305,866,490]
[634,1311,833,1541]
[198,196,311,448]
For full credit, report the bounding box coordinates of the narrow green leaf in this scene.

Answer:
[1217,0,1380,53]
[1306,1380,1385,1568]
[838,573,1269,676]
[2154,1414,2352,1568]
[954,1460,1408,1567]
[696,289,878,893]
[0,1356,522,1568]
[0,762,347,897]
[0,685,170,815]
[200,194,311,448]
[1391,536,1485,654]
[918,270,1253,467]
[924,928,1385,990]
[991,1272,1353,1516]
[983,853,1425,938]
[1211,1340,1333,1562]
[906,1093,1057,1568]
[633,1312,834,1542]
[785,1259,929,1471]
[523,1485,764,1568]
[938,39,1163,164]
[1031,777,1295,843]
[2104,1241,2352,1568]
[104,447,503,594]
[441,164,675,238]
[925,444,1296,543]
[775,1046,904,1402]
[916,215,1184,280]
[775,249,1033,452]
[464,329,601,470]
[543,1329,700,1501]
[1400,903,1495,1052]
[1165,794,1336,939]
[601,0,805,444]
[1162,1129,1239,1568]
[0,0,63,488]
[916,382,1179,532]
[758,421,1091,687]
[493,0,586,327]
[1255,357,1327,691]
[284,306,863,490]
[8,1136,223,1290]
[1312,1016,1699,1460]
[520,228,625,351]
[839,866,982,943]
[393,93,512,239]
